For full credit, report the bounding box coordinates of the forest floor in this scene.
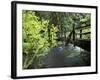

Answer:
[43,43,90,68]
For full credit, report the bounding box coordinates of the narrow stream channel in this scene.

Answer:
[43,43,90,68]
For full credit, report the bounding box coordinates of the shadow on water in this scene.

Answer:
[42,43,91,68]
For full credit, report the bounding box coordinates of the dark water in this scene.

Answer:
[43,43,90,68]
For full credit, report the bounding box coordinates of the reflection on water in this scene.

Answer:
[43,43,90,68]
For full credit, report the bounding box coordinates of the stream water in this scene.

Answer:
[43,43,90,68]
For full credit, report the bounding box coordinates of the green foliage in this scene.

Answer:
[51,24,59,47]
[22,10,58,69]
[22,10,91,69]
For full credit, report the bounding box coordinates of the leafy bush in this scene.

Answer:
[22,10,58,69]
